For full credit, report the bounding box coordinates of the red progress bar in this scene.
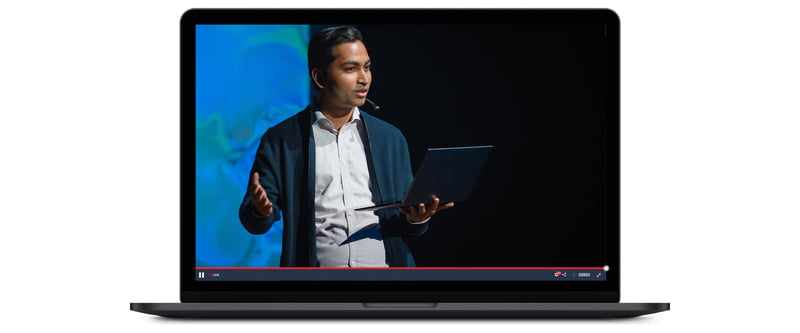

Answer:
[196,267,606,270]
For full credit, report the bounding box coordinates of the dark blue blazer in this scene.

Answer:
[239,105,428,267]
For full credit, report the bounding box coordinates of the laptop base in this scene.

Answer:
[131,302,669,319]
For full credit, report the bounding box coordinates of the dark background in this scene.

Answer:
[327,24,611,267]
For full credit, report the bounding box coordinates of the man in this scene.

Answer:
[239,26,453,267]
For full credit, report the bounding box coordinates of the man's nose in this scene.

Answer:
[357,69,369,84]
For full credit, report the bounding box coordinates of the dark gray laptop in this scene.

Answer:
[130,8,669,318]
[356,145,493,212]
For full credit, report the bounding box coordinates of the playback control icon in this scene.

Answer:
[552,268,606,280]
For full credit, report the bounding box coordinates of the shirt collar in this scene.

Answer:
[312,107,362,131]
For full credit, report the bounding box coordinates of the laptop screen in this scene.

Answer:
[185,9,619,300]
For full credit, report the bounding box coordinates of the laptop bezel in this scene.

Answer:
[181,8,621,303]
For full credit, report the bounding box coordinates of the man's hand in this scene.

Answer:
[249,172,273,217]
[400,196,454,223]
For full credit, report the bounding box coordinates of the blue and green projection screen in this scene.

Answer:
[195,25,310,267]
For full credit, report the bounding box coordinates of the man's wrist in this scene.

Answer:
[251,203,269,218]
[407,216,430,224]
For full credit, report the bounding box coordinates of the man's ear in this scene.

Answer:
[311,68,325,89]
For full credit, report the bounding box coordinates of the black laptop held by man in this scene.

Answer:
[355,145,493,212]
[130,8,670,318]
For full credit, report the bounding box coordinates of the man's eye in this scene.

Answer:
[344,67,355,72]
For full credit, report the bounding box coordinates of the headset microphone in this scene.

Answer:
[365,98,381,111]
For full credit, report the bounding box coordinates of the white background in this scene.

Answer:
[1,0,799,331]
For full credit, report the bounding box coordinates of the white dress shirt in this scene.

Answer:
[312,108,388,267]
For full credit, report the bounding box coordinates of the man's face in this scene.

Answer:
[320,40,371,110]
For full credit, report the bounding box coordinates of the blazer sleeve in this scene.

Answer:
[386,130,430,240]
[239,130,282,235]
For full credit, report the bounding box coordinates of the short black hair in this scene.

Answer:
[307,26,364,89]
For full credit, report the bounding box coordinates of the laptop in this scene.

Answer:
[130,8,670,318]
[355,145,493,212]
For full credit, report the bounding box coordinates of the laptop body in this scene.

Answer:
[130,8,669,318]
[355,145,493,212]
